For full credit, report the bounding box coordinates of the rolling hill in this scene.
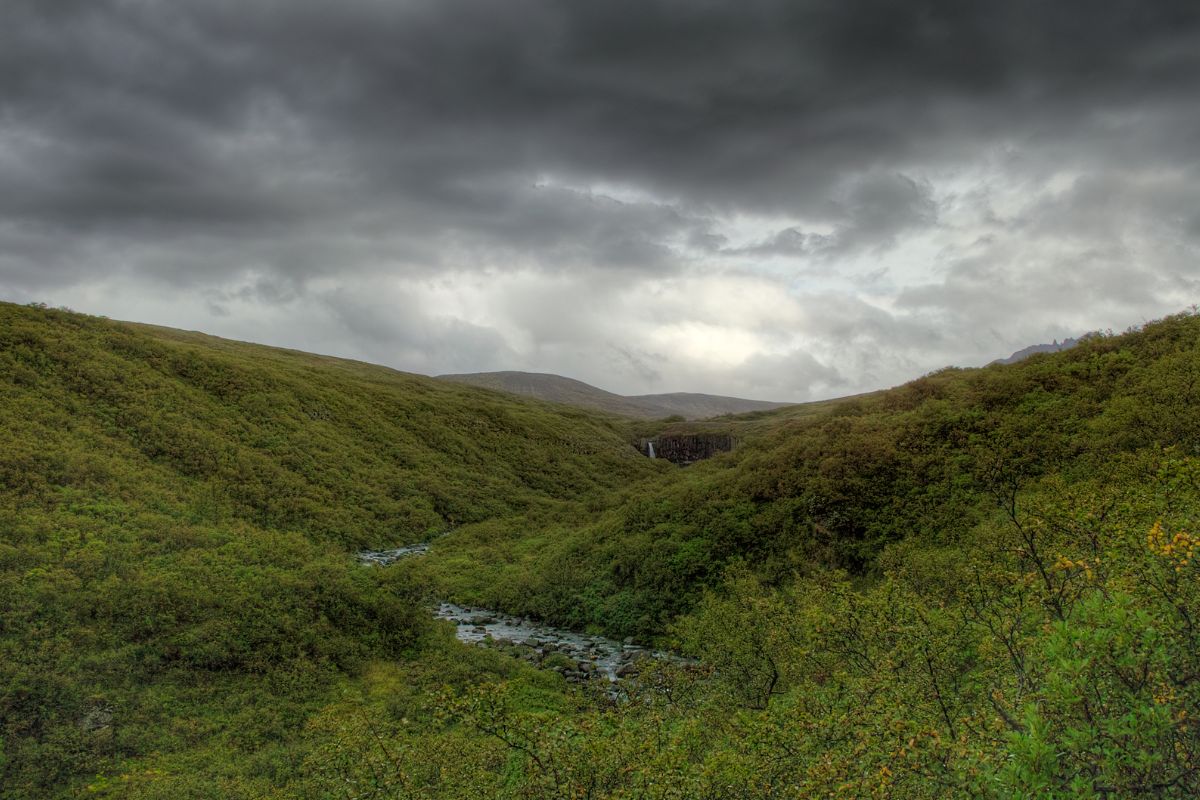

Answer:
[0,301,662,798]
[435,370,791,419]
[6,301,1200,799]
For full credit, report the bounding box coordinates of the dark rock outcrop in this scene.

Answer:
[640,433,735,465]
[991,337,1079,365]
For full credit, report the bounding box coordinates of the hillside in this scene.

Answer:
[422,312,1200,634]
[436,370,791,419]
[0,302,662,798]
[5,302,1200,799]
[409,311,1200,797]
[625,390,793,419]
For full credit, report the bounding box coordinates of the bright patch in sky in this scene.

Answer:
[2,1,1198,400]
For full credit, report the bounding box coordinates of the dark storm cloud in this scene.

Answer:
[2,0,1199,397]
[6,0,1199,244]
[726,173,938,258]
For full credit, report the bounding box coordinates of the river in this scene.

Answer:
[359,543,670,682]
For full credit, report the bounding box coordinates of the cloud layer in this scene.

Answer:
[2,0,1199,399]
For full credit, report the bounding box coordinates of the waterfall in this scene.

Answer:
[647,440,656,459]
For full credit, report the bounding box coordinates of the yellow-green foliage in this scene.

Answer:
[6,301,1200,798]
[420,311,1200,640]
[309,421,1200,799]
[0,301,654,798]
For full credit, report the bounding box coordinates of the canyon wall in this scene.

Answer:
[639,433,735,465]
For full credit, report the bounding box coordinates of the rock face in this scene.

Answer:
[640,433,735,465]
[991,337,1080,365]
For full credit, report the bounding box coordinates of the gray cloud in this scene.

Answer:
[727,173,938,258]
[2,0,1199,399]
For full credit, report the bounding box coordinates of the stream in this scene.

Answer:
[358,543,431,564]
[434,601,664,681]
[359,544,674,683]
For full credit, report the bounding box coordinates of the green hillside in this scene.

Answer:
[3,301,1200,798]
[0,302,657,798]
[421,314,1200,638]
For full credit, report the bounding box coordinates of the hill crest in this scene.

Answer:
[435,370,791,420]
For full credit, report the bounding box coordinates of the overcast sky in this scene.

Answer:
[2,0,1199,401]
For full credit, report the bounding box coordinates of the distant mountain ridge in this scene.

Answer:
[435,371,791,419]
[991,337,1080,365]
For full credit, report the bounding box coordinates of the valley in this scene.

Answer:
[359,543,673,683]
[3,301,1200,798]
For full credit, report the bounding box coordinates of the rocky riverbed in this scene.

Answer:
[435,602,664,683]
[358,542,431,565]
[358,544,679,683]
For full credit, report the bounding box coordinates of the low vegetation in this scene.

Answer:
[3,301,1199,797]
[0,302,652,797]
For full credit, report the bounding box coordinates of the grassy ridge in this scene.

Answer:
[5,301,1200,797]
[378,312,1200,798]
[0,301,657,797]
[420,312,1200,637]
[1,304,660,546]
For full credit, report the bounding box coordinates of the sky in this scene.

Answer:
[2,0,1199,401]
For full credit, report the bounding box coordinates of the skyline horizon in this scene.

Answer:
[7,294,1133,406]
[3,1,1197,402]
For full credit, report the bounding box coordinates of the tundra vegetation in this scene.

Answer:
[2,300,1199,798]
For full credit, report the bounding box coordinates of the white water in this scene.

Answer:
[435,603,654,681]
[647,441,656,458]
[359,545,687,682]
[357,542,431,565]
